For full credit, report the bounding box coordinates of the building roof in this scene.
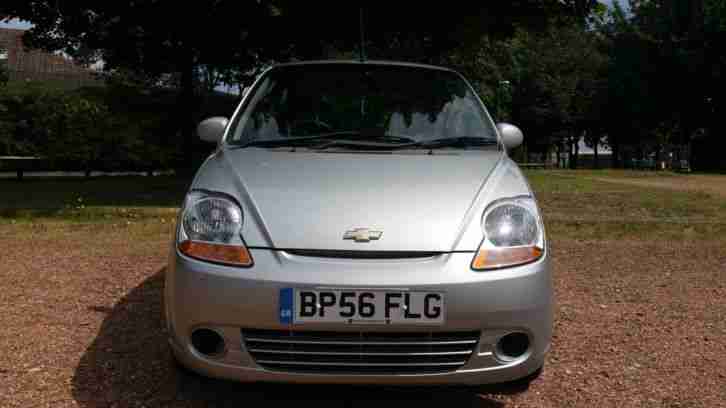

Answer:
[0,28,92,75]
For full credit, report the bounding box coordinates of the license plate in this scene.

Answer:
[279,288,445,325]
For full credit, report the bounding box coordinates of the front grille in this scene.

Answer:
[283,249,442,259]
[241,329,480,374]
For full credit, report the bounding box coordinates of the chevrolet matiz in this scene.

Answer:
[166,60,552,386]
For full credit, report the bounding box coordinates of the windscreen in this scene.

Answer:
[228,64,498,144]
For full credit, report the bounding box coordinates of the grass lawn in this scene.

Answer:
[525,170,726,241]
[0,176,187,224]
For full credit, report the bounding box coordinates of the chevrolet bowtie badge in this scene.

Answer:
[343,228,383,243]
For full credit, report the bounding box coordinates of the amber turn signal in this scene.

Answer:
[471,246,543,270]
[179,240,253,266]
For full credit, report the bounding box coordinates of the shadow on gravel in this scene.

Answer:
[72,268,525,407]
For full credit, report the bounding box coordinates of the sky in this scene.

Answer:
[0,18,33,30]
[602,0,630,11]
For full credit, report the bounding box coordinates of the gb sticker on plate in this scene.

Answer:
[279,288,294,324]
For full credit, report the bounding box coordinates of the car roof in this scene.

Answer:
[272,60,458,74]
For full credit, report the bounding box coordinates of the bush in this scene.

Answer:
[0,63,8,88]
[27,92,114,174]
[0,79,237,173]
[0,83,48,157]
[0,83,175,173]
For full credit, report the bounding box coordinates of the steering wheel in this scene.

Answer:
[291,118,333,133]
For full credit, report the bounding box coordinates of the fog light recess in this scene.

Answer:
[495,332,530,361]
[190,328,226,358]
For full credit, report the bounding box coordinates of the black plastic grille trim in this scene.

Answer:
[241,329,480,375]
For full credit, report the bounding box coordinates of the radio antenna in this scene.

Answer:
[359,7,366,62]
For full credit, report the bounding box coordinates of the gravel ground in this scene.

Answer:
[1,222,725,407]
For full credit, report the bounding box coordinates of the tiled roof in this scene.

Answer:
[0,28,92,74]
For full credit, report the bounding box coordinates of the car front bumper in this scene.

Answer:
[165,247,553,386]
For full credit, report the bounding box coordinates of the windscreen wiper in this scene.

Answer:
[403,136,499,149]
[234,132,417,149]
[315,133,417,150]
[233,131,362,148]
[360,134,417,144]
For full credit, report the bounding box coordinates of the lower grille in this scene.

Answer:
[241,329,480,374]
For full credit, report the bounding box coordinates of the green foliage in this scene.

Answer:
[0,82,220,172]
[5,0,723,171]
[0,1,607,171]
[596,0,726,170]
[0,83,49,156]
[705,0,726,31]
[35,94,112,170]
[448,20,608,157]
[2,89,113,171]
[0,2,604,90]
[0,55,9,144]
[0,64,8,88]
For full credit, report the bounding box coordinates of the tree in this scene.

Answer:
[0,61,8,88]
[267,2,604,62]
[1,1,283,171]
[456,20,607,167]
[0,37,8,88]
[700,0,726,170]
[0,61,11,155]
[0,1,607,169]
[597,0,726,170]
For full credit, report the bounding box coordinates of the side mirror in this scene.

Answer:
[496,122,524,150]
[197,117,229,143]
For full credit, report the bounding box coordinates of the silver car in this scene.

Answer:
[166,60,552,386]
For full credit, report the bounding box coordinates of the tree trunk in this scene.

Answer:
[205,69,218,93]
[568,134,580,170]
[655,145,661,171]
[612,142,620,168]
[683,122,693,169]
[573,137,580,169]
[85,154,93,178]
[593,141,599,169]
[567,137,574,169]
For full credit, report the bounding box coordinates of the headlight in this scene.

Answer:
[177,191,253,266]
[471,197,544,270]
